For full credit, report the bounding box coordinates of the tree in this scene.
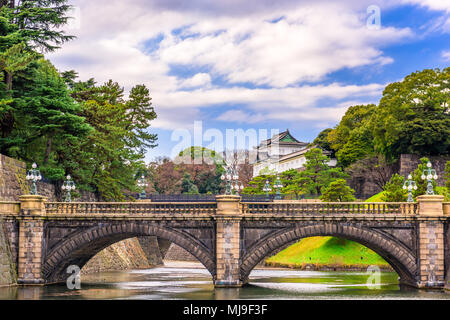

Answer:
[149,158,182,194]
[300,148,347,195]
[280,169,309,199]
[1,0,74,53]
[320,179,356,202]
[242,174,276,195]
[181,173,199,194]
[373,68,450,160]
[313,128,335,155]
[124,84,157,153]
[18,59,90,163]
[381,174,407,202]
[328,104,376,167]
[67,79,158,200]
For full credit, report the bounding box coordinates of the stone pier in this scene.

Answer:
[17,195,46,285]
[416,195,446,288]
[214,195,243,287]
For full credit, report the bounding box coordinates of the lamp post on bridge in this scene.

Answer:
[273,175,283,200]
[421,161,438,195]
[263,180,272,200]
[403,173,417,203]
[221,165,240,195]
[137,175,148,200]
[26,163,42,195]
[62,175,76,202]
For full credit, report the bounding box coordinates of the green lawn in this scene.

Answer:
[266,236,390,269]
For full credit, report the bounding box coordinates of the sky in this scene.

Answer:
[48,0,450,162]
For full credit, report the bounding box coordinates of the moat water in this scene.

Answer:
[0,262,448,300]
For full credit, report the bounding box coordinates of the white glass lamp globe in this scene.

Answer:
[32,163,37,169]
[433,174,438,180]
[408,174,412,180]
[403,185,406,190]
[427,174,432,180]
[414,185,417,190]
[427,162,431,168]
[421,174,426,180]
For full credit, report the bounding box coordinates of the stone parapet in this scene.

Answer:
[215,195,241,215]
[19,195,47,216]
[417,195,444,216]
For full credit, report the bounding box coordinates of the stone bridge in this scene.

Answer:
[0,195,448,289]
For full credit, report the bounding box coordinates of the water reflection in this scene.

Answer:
[0,263,448,300]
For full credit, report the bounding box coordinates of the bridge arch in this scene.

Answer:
[43,222,216,283]
[240,223,418,286]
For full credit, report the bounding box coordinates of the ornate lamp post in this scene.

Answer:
[403,173,417,203]
[421,161,438,195]
[26,163,42,195]
[62,175,76,202]
[233,180,244,194]
[220,166,239,195]
[273,175,283,200]
[137,175,148,200]
[263,180,272,200]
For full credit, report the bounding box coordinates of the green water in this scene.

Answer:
[0,266,448,300]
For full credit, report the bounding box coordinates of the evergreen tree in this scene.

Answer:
[381,173,407,202]
[373,68,450,160]
[320,179,356,202]
[181,173,199,194]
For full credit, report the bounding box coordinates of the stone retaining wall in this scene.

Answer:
[0,219,17,286]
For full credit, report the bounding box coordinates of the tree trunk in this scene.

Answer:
[5,72,12,91]
[44,137,52,164]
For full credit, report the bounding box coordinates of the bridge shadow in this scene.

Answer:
[43,223,216,284]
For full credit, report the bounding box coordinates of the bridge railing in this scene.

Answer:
[241,202,418,215]
[45,202,217,215]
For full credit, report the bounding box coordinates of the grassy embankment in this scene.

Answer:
[265,192,391,270]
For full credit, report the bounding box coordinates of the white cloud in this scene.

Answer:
[48,0,414,132]
[178,73,212,89]
[442,50,450,61]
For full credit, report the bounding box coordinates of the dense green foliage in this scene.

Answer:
[243,148,350,199]
[381,174,407,202]
[373,69,450,160]
[328,104,376,167]
[320,179,356,202]
[322,68,449,168]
